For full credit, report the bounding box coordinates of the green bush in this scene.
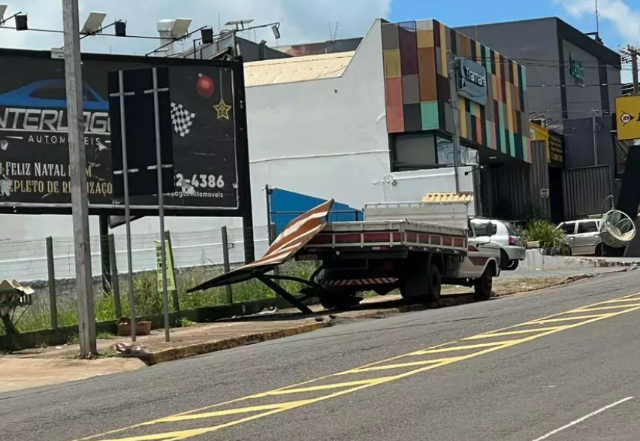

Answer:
[519,219,567,254]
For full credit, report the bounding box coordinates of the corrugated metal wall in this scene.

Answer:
[562,165,613,219]
[529,140,551,219]
[485,162,532,220]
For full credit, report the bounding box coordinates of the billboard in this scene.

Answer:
[616,95,640,141]
[0,49,250,216]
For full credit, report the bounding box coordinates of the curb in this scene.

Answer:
[138,322,329,366]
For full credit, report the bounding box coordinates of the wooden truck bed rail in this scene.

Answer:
[304,220,468,255]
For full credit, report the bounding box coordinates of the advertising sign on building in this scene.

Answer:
[529,121,564,167]
[616,95,640,141]
[458,58,488,105]
[569,54,585,86]
[0,49,250,217]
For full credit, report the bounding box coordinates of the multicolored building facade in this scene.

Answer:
[382,19,532,163]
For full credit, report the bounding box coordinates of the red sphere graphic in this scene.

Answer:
[196,73,214,98]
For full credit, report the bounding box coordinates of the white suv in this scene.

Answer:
[557,219,602,256]
[471,218,526,270]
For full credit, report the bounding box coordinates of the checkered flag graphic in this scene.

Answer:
[170,102,196,137]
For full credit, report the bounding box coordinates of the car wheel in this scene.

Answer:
[506,260,519,271]
[594,243,603,257]
[499,250,510,270]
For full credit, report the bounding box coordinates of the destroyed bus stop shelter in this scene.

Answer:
[188,200,335,314]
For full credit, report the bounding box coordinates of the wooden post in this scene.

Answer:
[164,230,180,312]
[221,226,233,304]
[46,237,58,329]
[108,234,122,319]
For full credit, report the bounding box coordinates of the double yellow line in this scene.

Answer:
[77,292,640,441]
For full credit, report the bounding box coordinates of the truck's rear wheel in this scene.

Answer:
[474,265,494,301]
[318,291,362,310]
[400,262,441,302]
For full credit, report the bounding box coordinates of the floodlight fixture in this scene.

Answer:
[201,26,213,44]
[0,5,7,25]
[272,23,280,40]
[170,18,192,38]
[114,19,126,37]
[81,11,106,34]
[225,19,253,30]
[14,12,26,31]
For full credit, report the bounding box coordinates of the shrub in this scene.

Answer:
[520,219,567,254]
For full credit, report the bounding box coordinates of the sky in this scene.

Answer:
[0,0,637,80]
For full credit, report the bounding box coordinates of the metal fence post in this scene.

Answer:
[46,237,57,329]
[221,226,233,304]
[270,223,281,284]
[164,230,180,312]
[108,234,122,319]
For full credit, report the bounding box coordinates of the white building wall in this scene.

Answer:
[246,19,389,222]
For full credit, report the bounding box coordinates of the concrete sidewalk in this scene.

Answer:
[0,270,626,394]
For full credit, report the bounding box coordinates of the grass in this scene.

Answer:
[2,261,317,336]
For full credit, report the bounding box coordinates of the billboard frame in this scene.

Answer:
[0,48,252,219]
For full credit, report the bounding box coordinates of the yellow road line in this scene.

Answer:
[76,292,640,441]
[532,314,613,324]
[410,341,509,355]
[342,357,459,373]
[464,325,571,339]
[575,303,640,312]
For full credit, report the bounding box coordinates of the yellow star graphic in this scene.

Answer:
[213,98,232,120]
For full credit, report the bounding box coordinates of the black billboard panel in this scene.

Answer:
[0,49,248,217]
[108,67,174,197]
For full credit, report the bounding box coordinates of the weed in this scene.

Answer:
[177,318,198,328]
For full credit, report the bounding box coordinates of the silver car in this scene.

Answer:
[557,219,602,256]
[471,218,526,270]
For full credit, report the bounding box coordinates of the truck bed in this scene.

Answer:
[302,219,468,255]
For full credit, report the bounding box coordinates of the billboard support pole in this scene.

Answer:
[151,67,171,343]
[116,70,137,342]
[265,184,273,244]
[62,0,96,358]
[232,57,255,263]
[99,214,111,294]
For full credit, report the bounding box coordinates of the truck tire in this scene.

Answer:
[318,292,362,310]
[400,262,441,302]
[428,263,442,302]
[474,265,494,301]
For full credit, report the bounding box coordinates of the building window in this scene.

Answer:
[391,133,437,171]
[436,137,479,166]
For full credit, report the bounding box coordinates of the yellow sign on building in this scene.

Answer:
[616,95,640,141]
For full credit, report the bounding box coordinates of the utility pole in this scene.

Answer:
[448,51,461,194]
[629,45,639,94]
[592,109,599,166]
[62,0,96,357]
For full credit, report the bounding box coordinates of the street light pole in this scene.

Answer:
[62,0,96,357]
[448,51,461,194]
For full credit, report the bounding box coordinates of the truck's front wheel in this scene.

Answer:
[474,265,494,301]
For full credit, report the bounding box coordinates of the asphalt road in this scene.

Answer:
[2,270,640,441]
